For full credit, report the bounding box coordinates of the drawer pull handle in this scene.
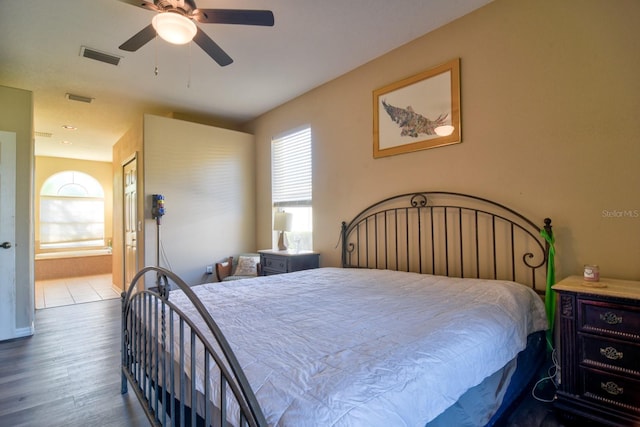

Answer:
[600,312,623,325]
[601,381,624,396]
[600,346,623,360]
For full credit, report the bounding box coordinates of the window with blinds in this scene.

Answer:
[40,171,105,249]
[271,127,312,250]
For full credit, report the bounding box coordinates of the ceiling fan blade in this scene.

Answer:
[193,28,233,66]
[117,0,159,12]
[119,24,156,51]
[194,9,274,26]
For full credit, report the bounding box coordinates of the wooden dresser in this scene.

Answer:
[553,276,640,426]
[258,250,320,276]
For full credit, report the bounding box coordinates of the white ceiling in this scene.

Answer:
[0,0,491,162]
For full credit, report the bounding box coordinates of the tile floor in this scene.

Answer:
[35,274,121,309]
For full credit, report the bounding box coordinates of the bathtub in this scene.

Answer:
[35,248,112,280]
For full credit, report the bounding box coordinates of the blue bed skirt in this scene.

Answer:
[428,330,546,427]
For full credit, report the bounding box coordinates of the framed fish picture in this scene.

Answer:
[373,58,461,158]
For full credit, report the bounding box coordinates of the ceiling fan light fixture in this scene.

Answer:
[152,12,197,45]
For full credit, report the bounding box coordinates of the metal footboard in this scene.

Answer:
[121,266,267,427]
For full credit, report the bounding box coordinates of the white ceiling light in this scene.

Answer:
[152,12,197,45]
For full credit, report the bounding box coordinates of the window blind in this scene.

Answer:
[272,127,312,207]
[40,197,104,244]
[39,171,105,248]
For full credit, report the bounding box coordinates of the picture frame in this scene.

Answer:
[373,58,461,158]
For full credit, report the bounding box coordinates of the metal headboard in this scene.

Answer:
[341,192,552,292]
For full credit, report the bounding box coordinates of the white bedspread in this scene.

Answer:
[167,267,547,426]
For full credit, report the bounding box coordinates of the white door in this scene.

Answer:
[124,158,138,290]
[0,131,17,341]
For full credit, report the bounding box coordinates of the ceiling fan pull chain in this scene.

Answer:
[187,41,192,88]
[154,33,159,76]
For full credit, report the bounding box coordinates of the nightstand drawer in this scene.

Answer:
[261,255,287,273]
[581,368,640,414]
[579,300,640,341]
[581,334,640,377]
[258,250,320,276]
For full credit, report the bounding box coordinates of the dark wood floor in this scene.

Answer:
[0,299,148,426]
[505,376,567,427]
[0,298,572,427]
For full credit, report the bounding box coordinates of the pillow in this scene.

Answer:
[233,255,260,277]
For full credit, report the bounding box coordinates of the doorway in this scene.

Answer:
[33,160,117,309]
[123,156,138,290]
[0,131,16,340]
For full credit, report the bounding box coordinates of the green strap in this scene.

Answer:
[540,228,555,351]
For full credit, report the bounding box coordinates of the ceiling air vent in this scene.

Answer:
[34,131,53,138]
[66,93,94,104]
[80,46,121,66]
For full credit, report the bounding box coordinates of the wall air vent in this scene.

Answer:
[80,46,121,66]
[34,131,53,138]
[65,93,94,104]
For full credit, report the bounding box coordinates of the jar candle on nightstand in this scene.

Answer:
[583,264,600,282]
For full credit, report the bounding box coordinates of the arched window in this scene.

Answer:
[40,171,105,249]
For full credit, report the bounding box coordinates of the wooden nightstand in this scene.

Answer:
[258,250,320,276]
[553,276,640,426]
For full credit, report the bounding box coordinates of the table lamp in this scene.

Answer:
[273,212,293,251]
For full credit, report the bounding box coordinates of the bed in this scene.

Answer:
[121,191,553,427]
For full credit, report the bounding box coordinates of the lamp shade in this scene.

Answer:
[152,12,197,45]
[273,212,293,232]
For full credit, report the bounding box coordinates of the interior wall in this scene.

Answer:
[143,114,256,286]
[0,85,34,337]
[112,117,144,291]
[245,0,640,281]
[34,156,113,252]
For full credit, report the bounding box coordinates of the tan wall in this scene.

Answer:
[113,114,256,289]
[112,117,144,291]
[0,85,34,335]
[245,0,640,281]
[143,114,256,285]
[34,156,113,252]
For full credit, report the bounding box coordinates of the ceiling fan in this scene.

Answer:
[118,0,274,66]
